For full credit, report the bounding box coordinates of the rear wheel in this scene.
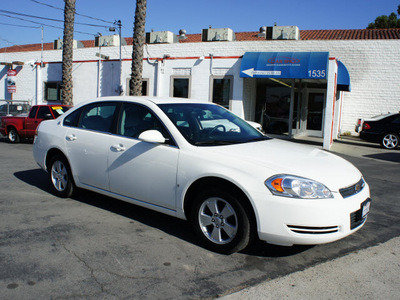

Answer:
[8,127,20,143]
[381,133,399,149]
[49,154,75,198]
[190,188,251,254]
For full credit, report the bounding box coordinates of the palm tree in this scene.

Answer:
[62,0,76,105]
[130,0,147,96]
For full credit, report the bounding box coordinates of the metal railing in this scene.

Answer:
[0,100,31,117]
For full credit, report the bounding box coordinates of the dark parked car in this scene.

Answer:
[356,113,400,149]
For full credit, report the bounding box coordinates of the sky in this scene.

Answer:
[0,0,399,47]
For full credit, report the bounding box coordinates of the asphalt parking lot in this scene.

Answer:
[0,136,399,299]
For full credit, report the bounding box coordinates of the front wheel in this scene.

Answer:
[8,128,20,143]
[190,189,251,254]
[49,155,75,198]
[381,133,399,149]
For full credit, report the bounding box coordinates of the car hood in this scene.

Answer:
[205,139,362,191]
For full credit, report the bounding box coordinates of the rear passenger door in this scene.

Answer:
[64,102,118,190]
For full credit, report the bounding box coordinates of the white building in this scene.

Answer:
[1,26,400,149]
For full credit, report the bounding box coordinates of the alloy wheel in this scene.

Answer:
[51,160,68,192]
[382,134,399,149]
[198,197,238,245]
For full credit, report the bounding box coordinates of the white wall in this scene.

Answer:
[1,38,399,134]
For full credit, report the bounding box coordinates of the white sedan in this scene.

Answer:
[33,97,371,254]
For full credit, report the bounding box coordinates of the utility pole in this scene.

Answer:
[110,20,123,95]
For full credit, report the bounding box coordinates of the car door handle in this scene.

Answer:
[111,144,126,152]
[66,134,76,141]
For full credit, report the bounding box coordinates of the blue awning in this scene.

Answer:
[337,60,351,92]
[240,52,329,79]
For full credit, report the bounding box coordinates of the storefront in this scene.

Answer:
[240,52,351,149]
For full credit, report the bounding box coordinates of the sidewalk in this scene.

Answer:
[220,237,400,299]
[289,135,400,164]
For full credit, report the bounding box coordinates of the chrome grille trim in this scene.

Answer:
[339,177,365,198]
[287,225,339,235]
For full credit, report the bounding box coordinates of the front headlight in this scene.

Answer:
[265,175,333,199]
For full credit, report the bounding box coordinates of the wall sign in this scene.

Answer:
[7,69,17,93]
[240,52,330,79]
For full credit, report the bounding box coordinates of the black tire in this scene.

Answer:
[8,127,20,143]
[381,133,399,149]
[48,154,75,198]
[190,188,251,254]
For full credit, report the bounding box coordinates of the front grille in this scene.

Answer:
[340,178,365,198]
[287,225,339,235]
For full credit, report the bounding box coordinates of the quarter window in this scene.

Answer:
[64,108,83,127]
[28,106,38,118]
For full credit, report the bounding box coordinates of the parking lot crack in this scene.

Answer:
[61,243,105,293]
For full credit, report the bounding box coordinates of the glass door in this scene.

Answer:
[305,91,325,137]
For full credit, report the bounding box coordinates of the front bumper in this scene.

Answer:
[253,183,370,246]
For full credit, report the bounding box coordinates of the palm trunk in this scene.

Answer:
[62,0,76,105]
[130,0,147,96]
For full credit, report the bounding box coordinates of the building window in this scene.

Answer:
[45,81,62,101]
[171,76,191,98]
[127,78,149,96]
[210,76,233,109]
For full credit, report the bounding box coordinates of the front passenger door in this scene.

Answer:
[108,102,179,210]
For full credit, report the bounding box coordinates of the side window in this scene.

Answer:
[79,103,117,132]
[28,106,38,118]
[37,106,52,119]
[117,103,172,143]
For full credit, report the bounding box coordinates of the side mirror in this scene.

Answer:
[138,130,166,144]
[44,113,53,120]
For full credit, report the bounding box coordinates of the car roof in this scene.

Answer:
[91,96,212,105]
[368,112,400,121]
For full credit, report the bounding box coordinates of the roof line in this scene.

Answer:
[1,28,400,53]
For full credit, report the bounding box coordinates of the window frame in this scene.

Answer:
[170,76,191,98]
[209,75,233,109]
[126,78,149,96]
[44,81,63,102]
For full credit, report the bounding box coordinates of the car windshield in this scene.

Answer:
[51,106,71,118]
[159,103,267,146]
